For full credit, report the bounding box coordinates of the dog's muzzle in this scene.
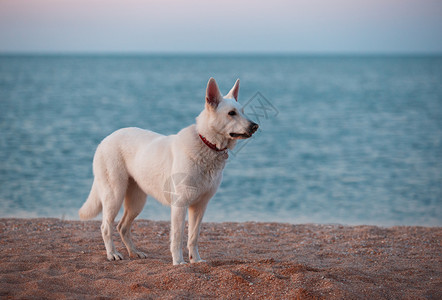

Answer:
[229,122,259,139]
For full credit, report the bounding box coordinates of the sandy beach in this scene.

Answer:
[0,218,440,299]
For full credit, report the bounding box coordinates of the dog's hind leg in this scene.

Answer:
[117,178,147,259]
[99,166,127,261]
[101,200,124,260]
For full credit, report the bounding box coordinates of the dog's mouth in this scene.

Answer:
[229,132,252,139]
[229,123,259,139]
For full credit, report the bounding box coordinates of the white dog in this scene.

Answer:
[79,78,258,265]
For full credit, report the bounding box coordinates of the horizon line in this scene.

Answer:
[0,51,441,57]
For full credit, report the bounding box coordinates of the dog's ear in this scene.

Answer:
[206,77,222,109]
[226,79,240,101]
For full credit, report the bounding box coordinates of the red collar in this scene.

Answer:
[199,134,227,152]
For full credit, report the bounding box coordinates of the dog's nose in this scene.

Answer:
[250,122,259,133]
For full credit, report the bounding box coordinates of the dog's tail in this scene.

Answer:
[79,181,102,220]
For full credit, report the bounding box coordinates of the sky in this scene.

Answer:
[0,0,441,54]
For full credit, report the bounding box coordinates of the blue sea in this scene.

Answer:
[1,54,441,226]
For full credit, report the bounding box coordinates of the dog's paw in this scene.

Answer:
[173,260,188,266]
[190,259,206,264]
[189,252,205,263]
[107,251,123,261]
[130,250,148,259]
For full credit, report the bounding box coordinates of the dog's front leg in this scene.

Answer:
[170,205,187,265]
[187,200,208,263]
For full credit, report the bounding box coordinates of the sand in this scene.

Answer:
[0,218,440,299]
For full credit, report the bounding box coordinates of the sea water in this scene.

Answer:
[1,54,441,226]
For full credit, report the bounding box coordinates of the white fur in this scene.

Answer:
[79,78,258,265]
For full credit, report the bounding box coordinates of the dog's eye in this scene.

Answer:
[228,111,236,116]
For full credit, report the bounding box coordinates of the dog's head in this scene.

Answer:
[199,78,258,141]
